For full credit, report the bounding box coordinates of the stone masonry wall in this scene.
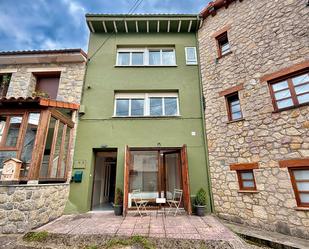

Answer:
[198,0,309,239]
[0,184,69,234]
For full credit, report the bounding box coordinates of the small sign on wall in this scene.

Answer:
[73,160,86,169]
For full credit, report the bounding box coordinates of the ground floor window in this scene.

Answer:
[230,162,259,191]
[288,168,309,207]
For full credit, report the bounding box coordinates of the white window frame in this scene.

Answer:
[185,47,198,65]
[116,47,176,67]
[114,92,180,117]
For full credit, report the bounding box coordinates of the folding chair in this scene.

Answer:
[132,189,148,217]
[167,189,183,216]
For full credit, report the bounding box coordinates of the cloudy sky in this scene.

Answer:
[0,0,210,52]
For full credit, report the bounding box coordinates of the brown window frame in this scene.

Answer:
[288,167,309,208]
[236,170,257,191]
[225,92,243,121]
[230,162,259,191]
[268,69,309,112]
[216,31,231,58]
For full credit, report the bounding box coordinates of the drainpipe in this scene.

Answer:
[195,26,214,213]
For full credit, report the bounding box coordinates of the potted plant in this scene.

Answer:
[194,188,207,216]
[114,188,123,216]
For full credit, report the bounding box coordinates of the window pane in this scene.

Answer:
[50,122,64,178]
[221,42,230,54]
[118,52,130,65]
[150,97,163,116]
[299,193,309,203]
[0,116,6,143]
[296,182,309,191]
[60,127,71,178]
[40,117,57,178]
[20,113,40,177]
[5,116,22,147]
[149,51,161,65]
[116,99,129,116]
[297,93,309,104]
[277,98,294,109]
[232,111,242,120]
[274,89,291,100]
[243,181,254,188]
[294,170,309,180]
[241,172,254,180]
[295,83,309,95]
[186,47,197,63]
[132,52,144,65]
[131,99,144,116]
[292,74,309,86]
[0,151,17,177]
[164,97,178,115]
[231,103,241,113]
[162,50,175,65]
[272,81,288,92]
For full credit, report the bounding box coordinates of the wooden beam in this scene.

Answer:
[188,20,192,32]
[102,21,107,33]
[124,20,128,33]
[135,21,139,32]
[199,19,203,29]
[167,20,170,32]
[279,158,309,168]
[123,145,130,215]
[230,162,259,171]
[113,21,118,33]
[88,21,95,33]
[181,144,192,214]
[146,21,149,33]
[177,20,182,32]
[157,20,160,32]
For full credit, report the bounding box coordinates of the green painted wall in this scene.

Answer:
[66,32,211,213]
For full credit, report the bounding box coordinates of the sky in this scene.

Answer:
[0,0,210,52]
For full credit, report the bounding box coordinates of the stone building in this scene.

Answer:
[0,49,87,233]
[198,0,309,239]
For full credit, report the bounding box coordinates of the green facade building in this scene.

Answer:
[67,14,212,214]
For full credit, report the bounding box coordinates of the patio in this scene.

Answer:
[36,212,247,247]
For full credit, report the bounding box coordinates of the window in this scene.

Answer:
[34,72,60,99]
[185,47,197,65]
[114,93,179,117]
[269,71,309,111]
[226,92,243,121]
[216,32,230,57]
[289,168,309,207]
[0,73,11,97]
[0,115,23,148]
[237,170,257,190]
[116,48,176,66]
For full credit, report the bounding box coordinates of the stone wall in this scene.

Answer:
[198,0,309,239]
[0,184,69,234]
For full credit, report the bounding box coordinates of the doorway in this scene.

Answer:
[91,150,117,211]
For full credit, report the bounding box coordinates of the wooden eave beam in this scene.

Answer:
[102,21,107,32]
[88,21,95,33]
[113,21,118,33]
[188,20,192,32]
[177,20,182,32]
[157,20,160,32]
[167,20,170,32]
[135,21,139,32]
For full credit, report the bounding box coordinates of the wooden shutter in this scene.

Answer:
[123,145,130,215]
[181,144,192,214]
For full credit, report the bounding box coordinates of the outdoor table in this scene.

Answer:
[156,197,166,217]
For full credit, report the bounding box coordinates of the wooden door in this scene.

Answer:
[123,145,130,215]
[181,145,192,214]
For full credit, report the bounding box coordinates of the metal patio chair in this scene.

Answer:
[132,189,148,217]
[167,189,183,216]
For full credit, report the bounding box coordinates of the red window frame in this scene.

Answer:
[236,170,257,191]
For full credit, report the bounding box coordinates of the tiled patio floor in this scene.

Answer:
[36,212,246,247]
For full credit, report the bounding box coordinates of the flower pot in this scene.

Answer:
[114,205,123,216]
[195,205,205,216]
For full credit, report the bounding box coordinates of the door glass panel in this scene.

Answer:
[164,153,181,199]
[297,93,309,104]
[0,151,17,177]
[60,127,71,178]
[150,97,163,116]
[131,99,144,116]
[164,97,177,115]
[50,122,64,178]
[5,116,22,147]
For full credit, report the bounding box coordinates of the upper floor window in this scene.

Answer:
[0,73,11,98]
[185,47,197,65]
[269,71,309,111]
[33,72,61,99]
[226,92,242,121]
[116,48,176,66]
[216,32,230,57]
[114,93,179,117]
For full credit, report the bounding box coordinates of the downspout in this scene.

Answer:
[195,20,215,213]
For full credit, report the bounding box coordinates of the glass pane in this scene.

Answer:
[150,97,163,116]
[0,116,6,143]
[132,52,144,65]
[297,93,309,104]
[165,153,181,199]
[296,182,309,191]
[118,52,130,65]
[149,51,161,65]
[295,83,309,95]
[20,113,40,177]
[0,151,17,177]
[221,42,230,54]
[116,99,129,116]
[299,193,309,204]
[241,172,254,180]
[243,181,254,188]
[50,122,64,178]
[131,99,144,116]
[129,151,158,193]
[40,117,57,178]
[231,103,241,113]
[186,47,196,61]
[294,170,309,180]
[272,81,288,92]
[162,50,175,65]
[60,127,71,178]
[292,73,309,86]
[277,98,294,109]
[5,116,22,147]
[232,111,242,120]
[164,97,178,116]
[274,89,291,100]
